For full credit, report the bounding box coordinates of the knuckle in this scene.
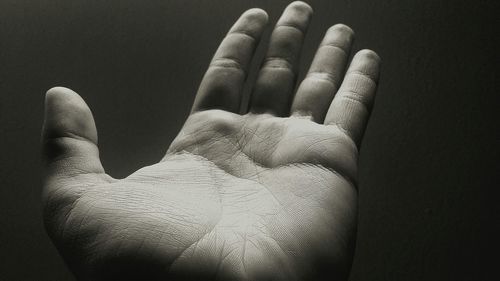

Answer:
[262,57,293,70]
[210,57,244,72]
[190,110,238,135]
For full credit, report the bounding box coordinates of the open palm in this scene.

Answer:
[41,2,380,281]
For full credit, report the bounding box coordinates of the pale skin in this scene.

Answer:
[41,2,380,281]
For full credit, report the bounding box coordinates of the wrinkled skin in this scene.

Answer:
[42,2,380,281]
[45,111,357,280]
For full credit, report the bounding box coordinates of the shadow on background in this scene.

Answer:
[0,0,497,280]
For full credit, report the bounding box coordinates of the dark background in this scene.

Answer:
[0,0,497,280]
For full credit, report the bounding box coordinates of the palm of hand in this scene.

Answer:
[42,2,380,281]
[56,111,356,280]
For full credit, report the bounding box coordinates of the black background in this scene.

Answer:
[0,0,497,280]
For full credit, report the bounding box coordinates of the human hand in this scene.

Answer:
[41,2,380,280]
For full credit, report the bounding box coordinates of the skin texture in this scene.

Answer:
[41,2,380,280]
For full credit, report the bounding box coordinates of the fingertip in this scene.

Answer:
[45,86,85,111]
[43,86,97,144]
[351,49,381,81]
[46,86,78,98]
[244,8,269,24]
[356,49,381,63]
[328,24,355,39]
[230,8,269,38]
[276,1,313,33]
[321,24,355,52]
[42,87,106,184]
[46,86,73,95]
[289,1,314,16]
[46,86,68,104]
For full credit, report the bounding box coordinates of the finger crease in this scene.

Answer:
[340,90,371,109]
[275,23,307,34]
[227,30,257,42]
[319,43,348,55]
[262,56,294,70]
[306,72,341,88]
[210,57,245,72]
[346,70,377,85]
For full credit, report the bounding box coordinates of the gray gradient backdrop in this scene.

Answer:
[0,0,497,280]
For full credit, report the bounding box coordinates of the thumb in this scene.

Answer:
[42,87,107,184]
